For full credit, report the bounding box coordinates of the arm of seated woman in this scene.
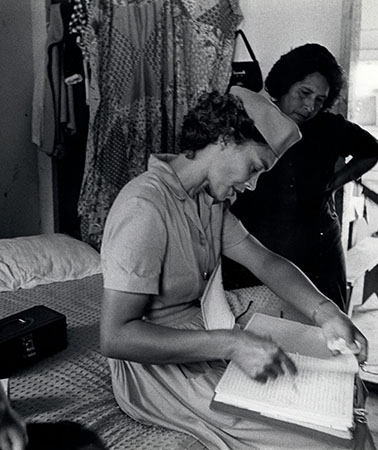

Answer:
[223,233,327,317]
[100,288,296,381]
[223,234,368,363]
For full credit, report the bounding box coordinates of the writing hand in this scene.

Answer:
[230,330,297,383]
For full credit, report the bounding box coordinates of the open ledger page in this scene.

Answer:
[213,313,359,436]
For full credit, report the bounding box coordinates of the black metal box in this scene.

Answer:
[0,305,67,378]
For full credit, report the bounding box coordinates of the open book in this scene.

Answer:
[212,313,359,440]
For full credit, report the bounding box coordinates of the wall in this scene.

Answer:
[360,0,378,61]
[236,0,343,79]
[0,0,40,238]
[352,0,378,128]
[349,0,378,244]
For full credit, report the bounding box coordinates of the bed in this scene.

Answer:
[0,234,209,449]
[0,233,302,450]
[2,234,376,449]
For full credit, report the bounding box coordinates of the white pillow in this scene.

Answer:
[0,233,102,291]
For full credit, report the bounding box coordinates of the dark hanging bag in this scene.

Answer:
[228,29,263,93]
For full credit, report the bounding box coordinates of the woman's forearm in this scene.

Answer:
[258,253,340,320]
[100,289,239,363]
[100,289,297,378]
[101,318,236,363]
[225,236,341,321]
[329,156,378,191]
[100,310,297,380]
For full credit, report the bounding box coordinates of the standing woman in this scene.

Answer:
[100,87,367,450]
[227,43,378,311]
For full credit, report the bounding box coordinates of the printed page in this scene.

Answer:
[214,313,358,431]
[215,352,356,429]
[245,313,359,371]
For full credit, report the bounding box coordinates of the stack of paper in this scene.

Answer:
[212,313,359,440]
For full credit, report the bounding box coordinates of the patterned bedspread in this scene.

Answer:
[0,274,308,449]
[0,274,205,450]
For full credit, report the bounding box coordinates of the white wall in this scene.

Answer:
[236,0,344,81]
[360,0,378,60]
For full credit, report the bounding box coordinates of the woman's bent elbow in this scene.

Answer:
[100,335,113,357]
[99,328,121,358]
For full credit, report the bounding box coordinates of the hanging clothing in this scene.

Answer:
[32,1,87,156]
[78,0,242,249]
[69,0,91,61]
[31,0,48,147]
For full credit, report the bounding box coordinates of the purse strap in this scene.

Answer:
[233,29,259,63]
[352,375,378,450]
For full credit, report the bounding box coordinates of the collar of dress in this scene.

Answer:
[148,153,216,208]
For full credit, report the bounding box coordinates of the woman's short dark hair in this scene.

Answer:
[179,91,266,156]
[265,43,346,110]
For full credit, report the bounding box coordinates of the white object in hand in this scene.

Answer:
[327,337,361,355]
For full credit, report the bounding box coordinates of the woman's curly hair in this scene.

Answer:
[179,91,265,157]
[265,43,346,111]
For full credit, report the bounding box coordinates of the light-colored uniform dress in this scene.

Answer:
[101,154,351,450]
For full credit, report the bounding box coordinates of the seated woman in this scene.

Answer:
[100,88,367,450]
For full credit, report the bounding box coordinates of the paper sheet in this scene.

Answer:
[201,260,235,330]
[214,313,358,433]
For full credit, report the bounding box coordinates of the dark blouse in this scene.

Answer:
[224,112,378,301]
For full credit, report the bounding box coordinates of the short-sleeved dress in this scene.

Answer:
[101,154,352,450]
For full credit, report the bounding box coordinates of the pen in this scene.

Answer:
[286,369,298,394]
[283,341,298,393]
[327,338,361,355]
